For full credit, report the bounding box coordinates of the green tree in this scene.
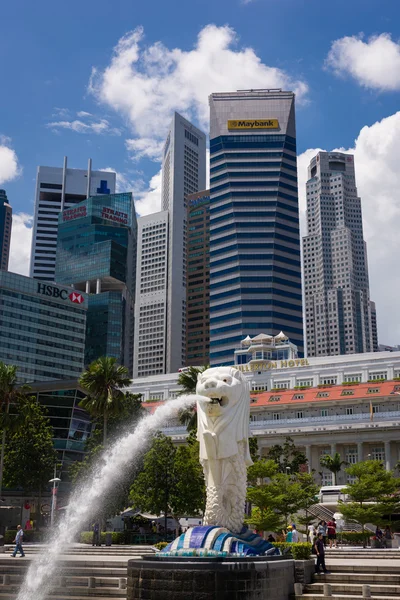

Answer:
[129,433,205,534]
[246,459,318,533]
[3,397,57,494]
[177,366,208,432]
[267,436,308,473]
[320,452,348,485]
[79,356,132,445]
[339,460,400,547]
[0,363,32,496]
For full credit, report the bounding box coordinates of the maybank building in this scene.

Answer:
[209,90,303,366]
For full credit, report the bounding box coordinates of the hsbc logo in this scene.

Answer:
[69,292,84,304]
[37,283,84,304]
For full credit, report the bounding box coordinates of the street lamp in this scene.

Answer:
[49,466,61,527]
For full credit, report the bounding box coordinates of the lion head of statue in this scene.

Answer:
[196,366,248,412]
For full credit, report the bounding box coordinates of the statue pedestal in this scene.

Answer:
[128,555,295,600]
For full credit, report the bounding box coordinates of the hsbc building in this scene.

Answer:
[0,272,87,383]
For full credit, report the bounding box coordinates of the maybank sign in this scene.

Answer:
[227,119,279,130]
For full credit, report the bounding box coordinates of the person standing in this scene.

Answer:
[291,525,299,543]
[314,533,328,574]
[92,522,100,547]
[308,523,316,544]
[327,518,337,548]
[285,526,293,542]
[11,525,25,558]
[318,520,328,546]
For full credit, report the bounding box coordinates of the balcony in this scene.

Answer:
[161,410,400,439]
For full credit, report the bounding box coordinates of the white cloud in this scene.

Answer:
[125,138,164,161]
[89,24,308,160]
[0,142,21,185]
[298,111,400,345]
[47,114,121,136]
[326,33,400,91]
[134,170,162,216]
[9,213,33,276]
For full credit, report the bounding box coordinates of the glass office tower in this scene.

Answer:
[56,193,137,371]
[0,190,12,271]
[208,90,303,366]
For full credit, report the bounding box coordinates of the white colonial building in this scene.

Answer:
[127,334,400,485]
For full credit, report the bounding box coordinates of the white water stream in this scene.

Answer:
[17,394,200,600]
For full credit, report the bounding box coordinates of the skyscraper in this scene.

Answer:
[161,112,206,372]
[30,157,116,281]
[303,151,376,356]
[0,190,12,271]
[55,192,136,371]
[208,89,303,367]
[185,190,210,367]
[133,211,169,378]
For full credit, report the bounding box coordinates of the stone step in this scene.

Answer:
[0,575,126,588]
[322,573,400,584]
[0,587,125,598]
[305,582,400,596]
[0,594,124,600]
[0,565,127,577]
[324,564,400,574]
[296,595,399,600]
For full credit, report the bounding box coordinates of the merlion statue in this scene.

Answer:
[196,366,253,533]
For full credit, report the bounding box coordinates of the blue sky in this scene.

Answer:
[2,0,400,342]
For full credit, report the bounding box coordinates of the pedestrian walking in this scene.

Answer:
[291,525,299,543]
[314,533,328,574]
[327,518,337,548]
[11,525,25,558]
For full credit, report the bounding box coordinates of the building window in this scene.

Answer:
[371,446,385,461]
[321,377,337,385]
[269,396,281,402]
[345,446,358,464]
[272,413,280,421]
[369,372,387,381]
[274,381,290,389]
[344,374,362,383]
[372,405,380,414]
[321,472,333,486]
[320,409,328,417]
[293,394,304,400]
[342,390,355,396]
[346,407,353,415]
[297,379,313,387]
[368,388,380,394]
[317,392,330,398]
[150,393,163,401]
[296,411,304,419]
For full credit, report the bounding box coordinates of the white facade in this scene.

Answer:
[30,157,116,281]
[133,211,169,378]
[127,349,400,401]
[303,151,376,357]
[161,113,206,373]
[127,350,400,484]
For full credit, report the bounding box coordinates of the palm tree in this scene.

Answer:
[177,366,208,432]
[79,357,131,446]
[320,452,348,486]
[0,363,31,496]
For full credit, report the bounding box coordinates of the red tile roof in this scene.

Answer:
[251,380,400,406]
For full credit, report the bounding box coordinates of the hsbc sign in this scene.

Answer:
[37,283,85,304]
[69,292,84,304]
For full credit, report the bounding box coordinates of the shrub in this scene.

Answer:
[5,530,45,544]
[341,531,370,544]
[342,381,360,386]
[80,531,125,545]
[154,541,169,551]
[272,542,312,560]
[367,379,386,383]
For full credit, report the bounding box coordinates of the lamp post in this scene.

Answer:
[49,465,61,527]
